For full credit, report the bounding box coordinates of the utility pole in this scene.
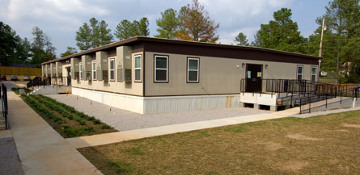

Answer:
[318,18,325,82]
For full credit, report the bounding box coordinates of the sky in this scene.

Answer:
[0,0,330,57]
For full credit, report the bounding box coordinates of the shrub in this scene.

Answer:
[101,124,111,129]
[93,119,101,125]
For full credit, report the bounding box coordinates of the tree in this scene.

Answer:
[253,8,306,53]
[307,0,360,82]
[30,26,56,67]
[61,47,77,57]
[322,0,360,78]
[76,17,113,51]
[175,0,220,43]
[114,17,150,40]
[155,8,180,39]
[234,32,249,46]
[0,21,31,65]
[138,17,150,36]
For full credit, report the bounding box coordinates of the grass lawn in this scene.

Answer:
[79,110,360,175]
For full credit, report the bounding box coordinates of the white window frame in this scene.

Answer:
[134,55,141,81]
[187,57,199,83]
[92,61,97,80]
[311,66,317,82]
[79,63,83,80]
[154,55,168,82]
[297,65,303,80]
[109,58,115,81]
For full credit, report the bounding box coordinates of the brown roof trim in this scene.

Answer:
[42,36,321,64]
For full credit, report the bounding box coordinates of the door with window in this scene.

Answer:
[245,64,263,92]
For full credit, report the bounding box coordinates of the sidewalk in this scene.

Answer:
[7,90,102,175]
[66,107,300,148]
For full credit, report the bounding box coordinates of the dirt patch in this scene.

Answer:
[287,133,324,141]
[342,123,360,128]
[337,129,349,132]
[280,161,309,171]
[259,141,285,151]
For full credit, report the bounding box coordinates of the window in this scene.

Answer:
[79,63,83,80]
[297,65,303,80]
[311,67,317,82]
[134,55,141,81]
[92,61,97,80]
[154,55,168,82]
[187,57,199,82]
[109,59,115,81]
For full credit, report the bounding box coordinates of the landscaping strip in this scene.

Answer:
[21,94,116,138]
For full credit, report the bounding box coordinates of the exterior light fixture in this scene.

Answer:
[242,63,245,68]
[265,64,268,69]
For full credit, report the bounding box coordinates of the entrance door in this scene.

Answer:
[66,67,71,86]
[245,64,263,92]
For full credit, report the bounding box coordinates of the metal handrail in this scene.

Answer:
[1,84,8,129]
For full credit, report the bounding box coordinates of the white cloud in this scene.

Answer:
[5,0,108,21]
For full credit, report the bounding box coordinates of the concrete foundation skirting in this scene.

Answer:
[72,87,240,114]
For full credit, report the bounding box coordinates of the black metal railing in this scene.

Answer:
[240,78,359,114]
[1,83,8,129]
[299,85,359,114]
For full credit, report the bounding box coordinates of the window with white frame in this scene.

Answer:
[92,61,97,80]
[79,63,83,80]
[154,55,168,82]
[109,59,115,81]
[134,55,141,81]
[187,57,199,82]
[297,65,303,80]
[311,67,317,82]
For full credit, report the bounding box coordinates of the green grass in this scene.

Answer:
[11,87,31,95]
[22,94,117,138]
[79,110,360,175]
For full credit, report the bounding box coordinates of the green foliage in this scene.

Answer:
[155,8,180,39]
[60,47,77,57]
[234,32,249,46]
[76,17,113,50]
[30,26,56,67]
[114,17,150,40]
[253,8,306,54]
[101,124,111,129]
[0,21,32,66]
[308,0,360,82]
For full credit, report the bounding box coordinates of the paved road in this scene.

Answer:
[48,94,271,131]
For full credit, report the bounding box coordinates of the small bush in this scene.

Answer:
[101,124,111,129]
[93,119,101,125]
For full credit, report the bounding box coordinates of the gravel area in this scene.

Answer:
[48,94,271,131]
[0,134,24,175]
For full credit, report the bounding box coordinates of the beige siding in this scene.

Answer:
[145,52,317,96]
[72,52,143,96]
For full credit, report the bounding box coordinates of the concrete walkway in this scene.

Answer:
[66,107,300,148]
[6,89,102,175]
[0,130,24,175]
[292,106,360,118]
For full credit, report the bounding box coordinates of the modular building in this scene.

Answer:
[42,37,321,114]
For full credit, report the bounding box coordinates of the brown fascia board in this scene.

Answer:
[42,36,321,64]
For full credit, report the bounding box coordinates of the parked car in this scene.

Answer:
[23,75,30,81]
[0,75,6,81]
[10,75,18,81]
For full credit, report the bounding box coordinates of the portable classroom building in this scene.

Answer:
[42,37,321,114]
